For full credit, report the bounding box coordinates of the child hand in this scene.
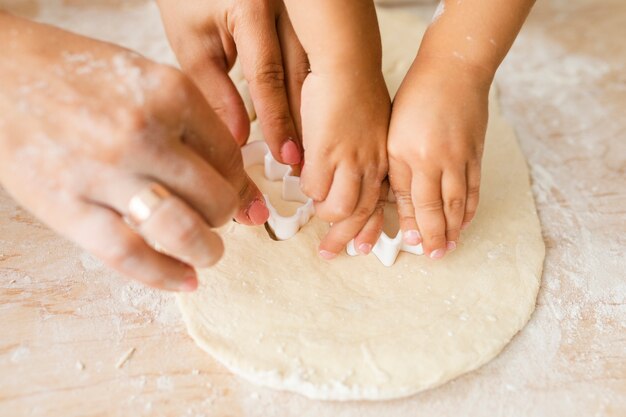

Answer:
[388,56,491,259]
[299,68,390,258]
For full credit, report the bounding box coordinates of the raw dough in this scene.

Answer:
[177,10,544,401]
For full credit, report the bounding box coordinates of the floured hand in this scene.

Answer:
[0,12,268,291]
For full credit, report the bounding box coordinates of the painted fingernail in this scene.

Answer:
[319,250,337,260]
[280,140,301,165]
[358,243,372,255]
[447,241,457,252]
[461,222,471,230]
[404,230,421,245]
[430,248,446,259]
[179,271,198,292]
[247,199,270,225]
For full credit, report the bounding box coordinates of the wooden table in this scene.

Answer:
[1,1,625,416]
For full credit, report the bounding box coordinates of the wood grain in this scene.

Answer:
[0,1,625,416]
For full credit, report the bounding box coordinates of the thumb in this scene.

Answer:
[389,159,421,245]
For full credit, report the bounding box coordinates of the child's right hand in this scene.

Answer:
[388,55,490,259]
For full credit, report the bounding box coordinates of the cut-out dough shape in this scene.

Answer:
[346,191,424,266]
[346,232,424,267]
[241,141,314,240]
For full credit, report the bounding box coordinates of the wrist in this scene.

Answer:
[411,53,494,93]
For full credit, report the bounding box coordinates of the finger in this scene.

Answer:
[463,160,482,230]
[441,167,467,249]
[314,166,362,223]
[235,3,301,166]
[412,170,447,259]
[189,58,251,146]
[88,177,225,267]
[175,80,270,226]
[136,144,240,228]
[318,172,382,258]
[388,158,420,245]
[164,29,250,146]
[300,157,334,202]
[276,7,308,142]
[67,201,197,292]
[136,186,225,268]
[352,180,389,254]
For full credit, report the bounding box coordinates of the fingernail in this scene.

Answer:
[280,140,301,165]
[447,241,457,251]
[247,199,270,225]
[358,243,372,255]
[319,250,337,260]
[404,230,421,245]
[179,271,198,292]
[461,222,471,230]
[430,248,446,259]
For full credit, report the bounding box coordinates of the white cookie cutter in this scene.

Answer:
[241,141,314,240]
[346,192,424,267]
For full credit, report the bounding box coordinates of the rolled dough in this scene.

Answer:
[177,10,544,401]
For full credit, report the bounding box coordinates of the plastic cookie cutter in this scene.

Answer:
[346,192,424,267]
[241,141,314,240]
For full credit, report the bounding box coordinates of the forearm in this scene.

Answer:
[418,0,535,82]
[282,0,382,74]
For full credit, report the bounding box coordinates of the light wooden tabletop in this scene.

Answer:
[1,1,625,416]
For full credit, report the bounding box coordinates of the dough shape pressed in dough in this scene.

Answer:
[177,10,544,401]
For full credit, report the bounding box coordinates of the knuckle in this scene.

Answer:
[464,208,477,219]
[154,65,190,93]
[149,65,193,108]
[373,200,386,215]
[171,215,203,248]
[318,205,350,222]
[445,197,466,211]
[352,205,373,222]
[333,202,355,220]
[393,190,413,206]
[467,185,481,200]
[119,107,150,137]
[415,199,444,212]
[264,110,293,132]
[250,62,286,90]
[398,214,417,224]
[300,181,326,202]
[424,232,447,244]
[291,60,310,85]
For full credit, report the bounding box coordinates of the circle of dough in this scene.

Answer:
[177,10,544,401]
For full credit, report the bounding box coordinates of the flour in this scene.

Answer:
[1,0,624,414]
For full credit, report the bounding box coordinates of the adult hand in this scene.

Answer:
[157,0,307,166]
[0,12,268,291]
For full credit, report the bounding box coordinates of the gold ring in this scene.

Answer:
[127,182,171,225]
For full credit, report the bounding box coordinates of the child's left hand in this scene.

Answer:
[388,55,491,259]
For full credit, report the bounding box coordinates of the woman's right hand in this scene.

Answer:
[0,12,269,291]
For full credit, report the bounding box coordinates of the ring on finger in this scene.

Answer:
[127,182,171,226]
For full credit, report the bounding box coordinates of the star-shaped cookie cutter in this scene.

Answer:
[241,141,314,240]
[346,192,424,267]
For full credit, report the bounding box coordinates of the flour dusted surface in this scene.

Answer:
[177,10,545,401]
